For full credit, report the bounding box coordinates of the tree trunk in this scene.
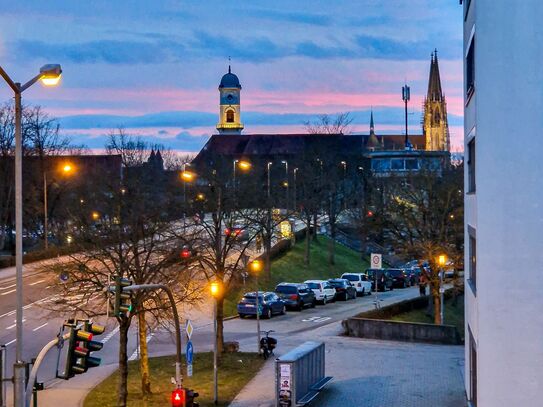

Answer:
[117,317,131,407]
[328,218,336,265]
[312,213,318,242]
[264,234,272,278]
[216,296,225,354]
[304,222,310,265]
[433,293,441,325]
[138,309,152,395]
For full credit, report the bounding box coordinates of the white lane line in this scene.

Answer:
[5,338,16,346]
[29,279,46,286]
[1,289,16,296]
[128,332,155,361]
[0,283,16,290]
[6,318,26,330]
[0,310,16,319]
[33,322,49,332]
[102,326,120,343]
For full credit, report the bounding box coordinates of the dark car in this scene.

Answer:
[275,283,316,311]
[387,268,411,288]
[365,269,394,292]
[327,279,357,301]
[237,291,286,319]
[406,266,422,285]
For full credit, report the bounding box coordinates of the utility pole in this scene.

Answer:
[402,84,410,149]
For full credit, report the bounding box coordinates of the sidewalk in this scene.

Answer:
[229,322,466,407]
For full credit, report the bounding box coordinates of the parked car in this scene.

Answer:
[237,291,286,319]
[406,266,422,285]
[275,283,316,310]
[327,278,357,301]
[387,268,411,288]
[304,280,337,304]
[341,273,373,296]
[365,269,394,292]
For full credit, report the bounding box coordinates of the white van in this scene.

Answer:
[340,273,372,296]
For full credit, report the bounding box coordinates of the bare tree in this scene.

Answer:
[304,112,354,135]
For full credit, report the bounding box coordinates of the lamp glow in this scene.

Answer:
[438,255,447,266]
[181,171,195,182]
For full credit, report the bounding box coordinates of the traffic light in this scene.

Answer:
[61,320,105,379]
[109,275,133,317]
[172,388,186,407]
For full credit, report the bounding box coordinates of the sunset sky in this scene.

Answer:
[0,0,463,152]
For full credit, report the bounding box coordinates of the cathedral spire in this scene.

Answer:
[370,108,375,133]
[427,49,443,102]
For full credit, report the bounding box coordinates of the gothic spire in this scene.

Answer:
[427,49,443,102]
[370,108,375,133]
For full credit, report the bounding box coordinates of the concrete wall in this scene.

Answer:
[464,1,543,405]
[342,317,460,345]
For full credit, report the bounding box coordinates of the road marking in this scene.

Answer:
[7,319,26,330]
[29,279,46,286]
[0,283,16,290]
[5,338,16,346]
[1,289,16,296]
[33,322,49,332]
[128,332,155,361]
[102,326,120,343]
[301,316,332,323]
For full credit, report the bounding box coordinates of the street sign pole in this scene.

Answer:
[371,253,382,309]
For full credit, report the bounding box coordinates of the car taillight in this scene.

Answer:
[290,294,298,300]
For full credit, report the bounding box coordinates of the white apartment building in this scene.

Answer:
[463,0,543,406]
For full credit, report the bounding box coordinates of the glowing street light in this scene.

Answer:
[249,259,263,354]
[91,211,100,221]
[62,163,74,173]
[0,62,62,407]
[181,171,195,182]
[437,254,447,325]
[238,160,251,171]
[210,280,221,404]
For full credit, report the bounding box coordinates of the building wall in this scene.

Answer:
[464,1,543,405]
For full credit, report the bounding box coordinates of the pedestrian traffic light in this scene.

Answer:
[60,320,105,379]
[172,388,186,407]
[109,275,133,317]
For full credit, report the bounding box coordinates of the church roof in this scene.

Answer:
[219,66,241,89]
[427,50,443,101]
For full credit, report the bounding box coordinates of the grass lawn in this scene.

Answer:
[224,236,369,316]
[390,295,465,340]
[84,352,264,407]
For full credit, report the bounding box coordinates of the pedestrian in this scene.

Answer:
[419,266,427,296]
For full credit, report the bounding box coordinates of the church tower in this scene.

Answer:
[423,50,450,151]
[217,65,243,135]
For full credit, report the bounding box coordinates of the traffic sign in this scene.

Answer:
[186,340,194,364]
[187,364,193,377]
[371,253,382,269]
[185,320,193,340]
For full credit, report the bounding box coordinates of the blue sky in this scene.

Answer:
[0,0,464,152]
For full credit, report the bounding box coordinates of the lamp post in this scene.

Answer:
[438,254,447,325]
[249,260,263,353]
[210,281,221,405]
[181,166,194,231]
[0,63,62,407]
[233,160,251,202]
[267,162,273,199]
[293,168,298,211]
[281,160,288,209]
[43,163,74,250]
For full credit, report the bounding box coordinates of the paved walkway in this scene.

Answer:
[229,322,466,407]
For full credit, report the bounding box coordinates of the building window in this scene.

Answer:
[391,158,404,171]
[226,109,235,123]
[469,328,478,406]
[467,139,475,193]
[464,0,472,21]
[466,36,475,98]
[468,225,476,293]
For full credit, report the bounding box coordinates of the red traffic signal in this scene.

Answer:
[172,388,186,407]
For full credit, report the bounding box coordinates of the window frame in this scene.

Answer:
[468,225,477,294]
[466,27,475,102]
[226,109,235,123]
[468,326,478,406]
[467,137,476,193]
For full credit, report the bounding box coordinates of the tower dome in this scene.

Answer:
[219,66,241,89]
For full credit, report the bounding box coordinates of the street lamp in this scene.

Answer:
[438,254,447,325]
[181,166,195,231]
[249,260,263,353]
[402,83,411,149]
[293,168,298,211]
[267,162,273,199]
[0,62,62,407]
[43,162,75,250]
[210,281,221,405]
[281,161,289,209]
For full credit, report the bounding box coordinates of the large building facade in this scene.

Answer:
[462,1,543,406]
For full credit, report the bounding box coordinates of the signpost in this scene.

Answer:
[185,320,193,377]
[370,253,382,309]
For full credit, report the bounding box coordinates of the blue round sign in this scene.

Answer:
[186,341,194,365]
